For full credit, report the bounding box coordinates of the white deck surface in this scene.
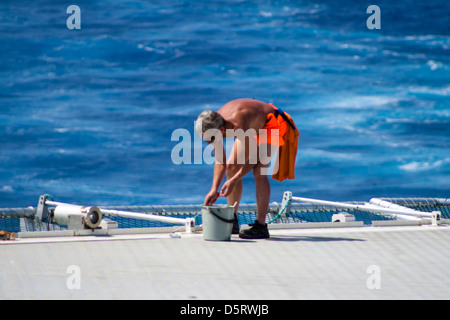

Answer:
[1,225,449,300]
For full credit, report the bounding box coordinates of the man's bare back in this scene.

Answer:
[217,99,275,134]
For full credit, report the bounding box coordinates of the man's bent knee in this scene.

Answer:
[253,165,270,180]
[226,163,240,177]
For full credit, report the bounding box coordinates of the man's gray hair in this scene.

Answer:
[195,110,225,134]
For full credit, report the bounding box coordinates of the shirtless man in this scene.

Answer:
[195,99,299,239]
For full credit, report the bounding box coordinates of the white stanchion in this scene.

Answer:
[46,201,189,225]
[369,198,419,214]
[100,208,188,225]
[291,196,433,219]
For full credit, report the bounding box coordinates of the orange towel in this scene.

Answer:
[256,104,300,182]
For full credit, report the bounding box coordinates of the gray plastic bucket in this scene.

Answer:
[202,205,235,241]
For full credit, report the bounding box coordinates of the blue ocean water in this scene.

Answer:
[0,0,449,208]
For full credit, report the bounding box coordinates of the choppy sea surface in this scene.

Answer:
[1,0,449,208]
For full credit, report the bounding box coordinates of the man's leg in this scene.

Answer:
[238,164,271,239]
[225,137,254,213]
[226,164,243,214]
[253,165,270,224]
[225,138,246,234]
[238,145,275,239]
[254,142,276,224]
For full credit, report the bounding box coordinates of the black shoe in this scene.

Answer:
[232,215,240,234]
[239,220,270,239]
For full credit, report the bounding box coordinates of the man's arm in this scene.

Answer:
[220,162,254,197]
[204,140,226,205]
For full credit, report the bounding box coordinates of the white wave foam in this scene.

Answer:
[259,11,273,17]
[399,158,450,172]
[303,148,361,161]
[333,95,400,109]
[408,85,450,97]
[1,186,13,193]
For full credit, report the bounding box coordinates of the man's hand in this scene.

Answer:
[204,190,220,206]
[220,178,237,197]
